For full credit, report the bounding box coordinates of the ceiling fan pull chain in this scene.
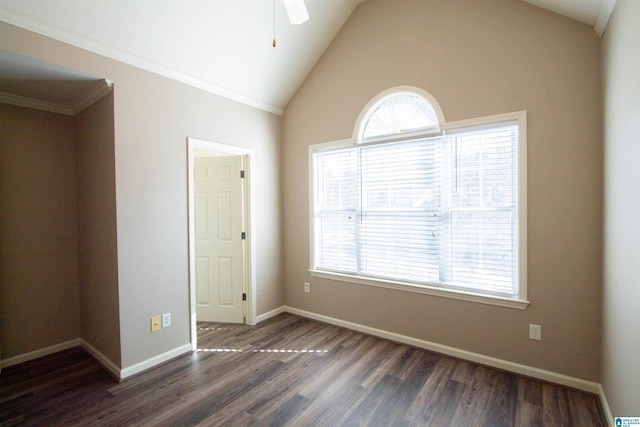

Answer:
[272,0,277,47]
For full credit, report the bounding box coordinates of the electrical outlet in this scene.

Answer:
[151,316,161,332]
[162,313,171,328]
[304,282,310,293]
[529,324,542,341]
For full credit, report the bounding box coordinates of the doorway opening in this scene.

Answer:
[187,137,256,351]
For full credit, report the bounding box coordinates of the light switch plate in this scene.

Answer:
[151,316,161,332]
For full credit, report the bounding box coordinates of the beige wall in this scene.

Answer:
[75,92,121,365]
[0,0,613,388]
[0,104,81,358]
[1,21,283,369]
[602,0,640,415]
[112,64,283,367]
[282,0,602,381]
[1,87,121,366]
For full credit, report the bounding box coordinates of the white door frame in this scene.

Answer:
[187,137,257,351]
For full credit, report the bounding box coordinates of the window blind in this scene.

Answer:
[443,124,518,295]
[313,121,519,297]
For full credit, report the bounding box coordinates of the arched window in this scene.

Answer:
[360,92,441,141]
[310,88,527,308]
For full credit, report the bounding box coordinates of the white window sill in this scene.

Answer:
[308,269,529,310]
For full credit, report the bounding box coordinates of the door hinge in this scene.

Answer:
[240,170,245,178]
[241,231,246,240]
[242,293,247,301]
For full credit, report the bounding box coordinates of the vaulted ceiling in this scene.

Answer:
[0,0,614,115]
[523,0,613,29]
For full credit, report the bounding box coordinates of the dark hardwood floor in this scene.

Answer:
[0,313,606,426]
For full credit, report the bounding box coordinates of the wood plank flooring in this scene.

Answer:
[0,313,606,426]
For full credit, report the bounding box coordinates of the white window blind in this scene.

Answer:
[313,120,519,298]
[443,123,518,295]
[362,93,441,140]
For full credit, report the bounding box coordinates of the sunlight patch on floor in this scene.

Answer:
[196,348,329,353]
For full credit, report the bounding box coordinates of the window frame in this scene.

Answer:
[308,109,528,310]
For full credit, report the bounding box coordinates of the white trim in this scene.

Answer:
[243,153,258,326]
[255,306,287,323]
[308,269,529,310]
[0,79,113,116]
[119,344,192,380]
[0,310,610,417]
[71,79,114,115]
[310,110,528,309]
[309,137,354,153]
[308,138,353,277]
[517,112,528,305]
[0,5,283,115]
[594,0,618,37]
[443,110,526,132]
[353,86,446,142]
[0,338,191,381]
[283,306,602,394]
[0,338,81,369]
[80,339,121,379]
[446,110,529,305]
[598,384,614,427]
[0,91,74,115]
[186,137,258,353]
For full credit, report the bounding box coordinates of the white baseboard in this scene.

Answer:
[119,344,192,380]
[1,338,194,382]
[0,339,81,369]
[0,308,611,425]
[80,339,121,379]
[598,384,614,427]
[282,306,602,395]
[255,306,287,323]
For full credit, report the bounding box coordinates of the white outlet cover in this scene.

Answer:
[162,313,171,328]
[529,324,542,341]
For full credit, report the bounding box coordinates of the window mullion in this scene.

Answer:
[356,148,363,274]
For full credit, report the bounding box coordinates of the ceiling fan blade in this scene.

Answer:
[283,0,309,25]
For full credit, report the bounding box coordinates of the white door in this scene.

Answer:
[194,155,245,323]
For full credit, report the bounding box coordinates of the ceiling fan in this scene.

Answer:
[273,0,309,47]
[283,0,309,25]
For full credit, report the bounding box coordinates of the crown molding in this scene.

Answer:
[71,79,114,115]
[0,5,284,116]
[594,0,618,37]
[0,91,74,115]
[0,79,113,116]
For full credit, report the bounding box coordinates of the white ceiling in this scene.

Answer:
[522,0,614,31]
[0,0,364,114]
[0,49,112,115]
[0,0,614,115]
